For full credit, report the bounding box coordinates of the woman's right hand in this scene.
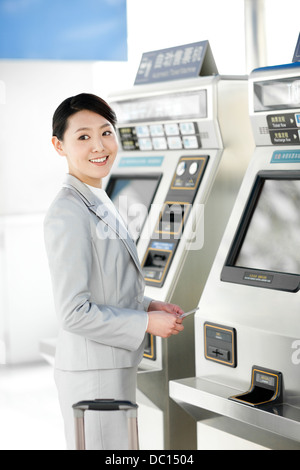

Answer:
[146,311,184,338]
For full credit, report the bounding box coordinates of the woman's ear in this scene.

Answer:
[52,136,66,156]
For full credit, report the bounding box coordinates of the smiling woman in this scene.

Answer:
[44,92,185,450]
[52,94,118,188]
[53,112,118,188]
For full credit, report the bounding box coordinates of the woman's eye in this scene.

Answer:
[102,130,112,136]
[79,135,89,141]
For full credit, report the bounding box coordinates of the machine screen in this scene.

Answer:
[106,175,161,241]
[111,90,207,123]
[254,78,300,111]
[235,178,300,275]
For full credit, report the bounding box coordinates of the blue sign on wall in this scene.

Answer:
[0,0,127,61]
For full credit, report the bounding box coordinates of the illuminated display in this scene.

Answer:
[254,78,300,111]
[111,90,207,124]
[256,373,275,387]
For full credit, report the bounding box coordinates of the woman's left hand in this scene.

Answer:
[147,300,184,317]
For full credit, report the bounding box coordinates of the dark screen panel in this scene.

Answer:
[235,179,300,275]
[221,171,300,292]
[107,175,161,241]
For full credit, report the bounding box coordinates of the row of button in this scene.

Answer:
[138,135,199,151]
[119,122,200,151]
[135,122,197,137]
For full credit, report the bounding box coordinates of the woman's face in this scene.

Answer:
[52,110,118,188]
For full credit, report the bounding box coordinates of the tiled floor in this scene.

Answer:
[0,362,66,450]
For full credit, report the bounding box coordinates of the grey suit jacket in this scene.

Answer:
[44,174,151,371]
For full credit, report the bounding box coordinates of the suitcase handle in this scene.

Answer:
[73,399,138,412]
[72,399,139,450]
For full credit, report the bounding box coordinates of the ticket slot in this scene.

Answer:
[229,366,283,408]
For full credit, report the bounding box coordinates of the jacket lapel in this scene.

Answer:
[62,175,144,277]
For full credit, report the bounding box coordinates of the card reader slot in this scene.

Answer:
[142,248,173,285]
[145,252,168,269]
[153,254,167,267]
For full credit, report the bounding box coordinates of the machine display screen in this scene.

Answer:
[235,178,300,274]
[106,175,161,241]
[254,78,300,111]
[221,171,300,292]
[111,90,207,123]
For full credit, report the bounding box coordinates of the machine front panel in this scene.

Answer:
[195,146,300,388]
[108,78,221,370]
[170,65,300,449]
[106,75,254,449]
[185,65,300,447]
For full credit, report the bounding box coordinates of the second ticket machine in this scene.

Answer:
[170,63,300,449]
[106,74,254,449]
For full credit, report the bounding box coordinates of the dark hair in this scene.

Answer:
[52,93,117,140]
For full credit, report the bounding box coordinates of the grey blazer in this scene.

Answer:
[44,174,151,371]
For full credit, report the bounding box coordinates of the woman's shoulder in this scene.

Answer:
[44,187,93,253]
[45,186,90,224]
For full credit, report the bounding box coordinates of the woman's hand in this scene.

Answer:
[146,300,185,339]
[148,300,184,316]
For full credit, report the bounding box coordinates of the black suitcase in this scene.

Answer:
[72,399,139,450]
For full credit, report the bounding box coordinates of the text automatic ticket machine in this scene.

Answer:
[170,63,300,450]
[106,74,254,449]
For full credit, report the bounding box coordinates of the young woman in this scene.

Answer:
[44,93,184,450]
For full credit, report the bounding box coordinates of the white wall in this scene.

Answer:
[0,61,103,214]
[126,0,300,79]
[0,60,127,362]
[126,0,245,80]
[265,0,300,67]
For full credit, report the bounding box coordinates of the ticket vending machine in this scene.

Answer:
[106,75,254,449]
[170,63,300,449]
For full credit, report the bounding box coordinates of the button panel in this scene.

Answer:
[267,113,300,145]
[119,122,201,151]
[142,155,209,287]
